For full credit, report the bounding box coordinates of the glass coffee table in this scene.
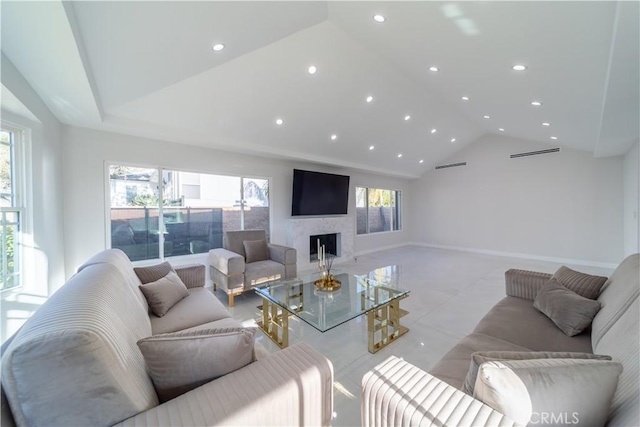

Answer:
[255,268,410,354]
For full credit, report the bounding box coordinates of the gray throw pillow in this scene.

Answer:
[137,325,256,402]
[551,265,607,299]
[134,261,175,284]
[139,271,189,317]
[474,358,622,426]
[534,279,601,336]
[243,239,269,263]
[462,351,612,395]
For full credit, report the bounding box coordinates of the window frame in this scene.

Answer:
[355,186,403,235]
[105,162,272,262]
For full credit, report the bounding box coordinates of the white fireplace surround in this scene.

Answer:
[285,217,354,272]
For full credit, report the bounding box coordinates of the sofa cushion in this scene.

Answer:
[244,260,285,290]
[551,265,607,300]
[243,239,269,263]
[533,279,601,336]
[150,287,230,335]
[472,296,593,353]
[139,271,189,317]
[474,359,622,426]
[1,263,157,427]
[137,324,256,402]
[462,351,612,395]
[134,261,175,284]
[429,333,531,390]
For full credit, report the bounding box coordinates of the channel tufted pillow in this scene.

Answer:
[134,261,175,284]
[551,266,607,300]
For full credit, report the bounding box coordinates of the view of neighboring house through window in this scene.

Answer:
[0,128,21,291]
[109,165,269,261]
[356,187,402,235]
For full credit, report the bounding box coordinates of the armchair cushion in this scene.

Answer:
[137,324,256,402]
[243,239,269,263]
[209,248,245,276]
[224,230,267,258]
[139,271,189,317]
[244,260,285,289]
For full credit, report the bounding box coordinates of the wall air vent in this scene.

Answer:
[435,162,467,170]
[510,148,560,159]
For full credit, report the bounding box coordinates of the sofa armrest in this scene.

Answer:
[175,263,205,289]
[362,356,519,427]
[209,248,245,276]
[268,244,296,265]
[116,342,333,427]
[504,269,552,301]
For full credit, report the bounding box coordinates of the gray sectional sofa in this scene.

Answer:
[1,249,333,426]
[362,253,639,426]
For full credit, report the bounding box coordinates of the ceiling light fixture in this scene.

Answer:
[450,138,456,143]
[404,115,411,121]
[366,95,374,103]
[429,66,439,72]
[330,134,337,141]
[498,128,505,131]
[542,122,551,126]
[483,115,491,119]
[419,160,424,164]
[550,136,558,140]
[431,128,437,134]
[308,65,317,75]
[397,153,403,158]
[275,118,283,125]
[373,14,386,23]
[369,145,375,150]
[461,96,470,101]
[512,64,527,71]
[531,101,543,106]
[212,43,225,52]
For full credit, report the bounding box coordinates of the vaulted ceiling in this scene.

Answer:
[2,1,638,178]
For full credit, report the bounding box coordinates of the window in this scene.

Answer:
[356,187,402,235]
[108,165,269,261]
[1,128,23,291]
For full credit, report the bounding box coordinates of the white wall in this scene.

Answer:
[409,134,624,266]
[61,125,411,277]
[1,54,65,341]
[623,140,640,256]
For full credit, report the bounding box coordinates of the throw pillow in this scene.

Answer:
[462,351,612,395]
[551,266,607,299]
[534,279,601,336]
[137,326,256,402]
[474,358,622,426]
[139,271,189,317]
[134,261,175,284]
[243,239,269,263]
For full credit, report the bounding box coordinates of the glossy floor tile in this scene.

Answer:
[220,246,614,427]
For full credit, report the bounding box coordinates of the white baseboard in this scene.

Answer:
[409,242,619,270]
[353,242,412,257]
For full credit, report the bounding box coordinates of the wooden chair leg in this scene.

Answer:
[228,293,235,307]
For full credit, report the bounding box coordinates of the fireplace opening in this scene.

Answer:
[310,233,340,262]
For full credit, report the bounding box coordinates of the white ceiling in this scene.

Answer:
[2,1,638,178]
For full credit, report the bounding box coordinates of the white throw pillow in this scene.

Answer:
[474,358,622,426]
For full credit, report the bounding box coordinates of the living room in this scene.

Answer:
[1,1,639,426]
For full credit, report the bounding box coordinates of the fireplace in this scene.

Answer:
[310,233,341,262]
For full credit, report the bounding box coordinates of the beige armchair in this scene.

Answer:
[209,230,297,306]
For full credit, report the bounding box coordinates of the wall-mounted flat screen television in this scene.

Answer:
[291,169,350,216]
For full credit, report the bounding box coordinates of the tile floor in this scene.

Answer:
[215,246,614,427]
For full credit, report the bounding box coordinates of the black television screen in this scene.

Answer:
[291,169,350,216]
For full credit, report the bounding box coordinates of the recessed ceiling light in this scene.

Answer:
[550,136,558,140]
[498,128,505,131]
[531,101,543,106]
[431,128,437,134]
[275,118,283,125]
[308,65,317,75]
[429,66,439,72]
[542,122,551,126]
[373,14,386,23]
[483,115,491,119]
[369,145,375,150]
[397,153,403,158]
[419,160,424,164]
[461,96,470,101]
[512,64,527,71]
[404,115,411,121]
[450,138,456,143]
[330,134,337,141]
[366,95,374,103]
[212,43,225,52]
